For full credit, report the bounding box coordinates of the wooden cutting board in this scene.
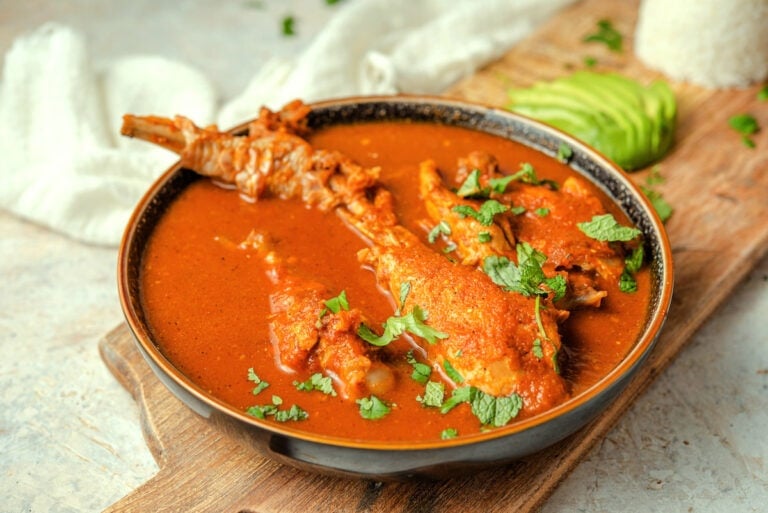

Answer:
[100,0,768,510]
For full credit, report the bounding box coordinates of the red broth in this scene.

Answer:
[140,121,651,442]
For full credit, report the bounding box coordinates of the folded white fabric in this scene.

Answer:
[0,0,572,247]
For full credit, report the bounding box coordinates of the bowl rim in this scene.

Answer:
[118,94,674,452]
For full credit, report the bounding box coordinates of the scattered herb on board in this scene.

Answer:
[758,85,768,102]
[584,56,598,67]
[583,19,623,52]
[282,15,296,36]
[728,113,760,148]
[640,166,673,222]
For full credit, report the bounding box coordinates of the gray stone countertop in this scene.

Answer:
[1,2,766,511]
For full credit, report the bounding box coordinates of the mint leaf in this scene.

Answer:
[577,214,641,241]
[418,381,445,407]
[356,395,391,420]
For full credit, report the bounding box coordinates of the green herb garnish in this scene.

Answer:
[640,166,673,223]
[358,305,447,346]
[619,245,644,293]
[356,395,391,420]
[281,15,296,36]
[428,220,452,243]
[418,381,445,408]
[247,368,270,395]
[456,169,487,198]
[557,142,573,163]
[758,85,768,102]
[452,200,509,226]
[406,350,432,384]
[247,395,308,422]
[482,242,566,300]
[442,359,464,384]
[583,19,623,52]
[441,428,458,440]
[535,207,550,217]
[577,214,641,242]
[728,113,760,148]
[478,231,492,243]
[470,389,523,427]
[532,338,544,359]
[294,373,337,396]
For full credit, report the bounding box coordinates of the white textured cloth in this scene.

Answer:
[0,0,572,246]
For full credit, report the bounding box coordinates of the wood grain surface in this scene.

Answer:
[99,0,768,511]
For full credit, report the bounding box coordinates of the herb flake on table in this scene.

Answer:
[583,19,623,52]
[728,113,760,148]
[281,15,296,36]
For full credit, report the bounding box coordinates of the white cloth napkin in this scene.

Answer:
[0,0,573,246]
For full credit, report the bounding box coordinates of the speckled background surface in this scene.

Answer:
[1,1,766,511]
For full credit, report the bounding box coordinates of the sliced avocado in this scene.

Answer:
[505,71,677,170]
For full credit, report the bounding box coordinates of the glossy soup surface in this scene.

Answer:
[140,121,651,443]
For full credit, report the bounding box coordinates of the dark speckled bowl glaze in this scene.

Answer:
[118,96,674,480]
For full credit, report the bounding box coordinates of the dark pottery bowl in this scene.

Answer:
[118,96,674,480]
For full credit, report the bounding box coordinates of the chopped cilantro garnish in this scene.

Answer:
[456,169,487,198]
[441,428,458,440]
[489,175,516,194]
[577,214,641,241]
[418,381,445,407]
[452,199,509,226]
[247,395,308,422]
[397,282,411,314]
[557,142,573,163]
[535,207,550,217]
[428,220,452,243]
[510,205,526,216]
[318,290,349,326]
[619,245,644,293]
[532,338,544,359]
[358,296,448,347]
[247,368,270,395]
[294,373,337,396]
[478,231,492,243]
[442,359,464,384]
[482,242,566,300]
[440,386,473,414]
[356,395,391,420]
[443,242,458,254]
[406,350,432,384]
[583,19,623,52]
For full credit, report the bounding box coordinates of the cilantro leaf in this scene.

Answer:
[294,373,337,396]
[406,350,432,384]
[758,85,768,102]
[619,246,644,293]
[418,381,445,407]
[577,214,641,241]
[356,395,391,420]
[729,113,760,148]
[619,269,638,293]
[441,428,458,440]
[482,242,566,300]
[478,231,492,243]
[324,290,349,314]
[440,386,473,414]
[246,395,308,422]
[532,338,544,359]
[358,304,448,346]
[247,368,270,395]
[535,207,550,217]
[442,359,464,384]
[428,220,451,243]
[456,169,488,198]
[281,15,296,36]
[452,200,509,226]
[489,175,515,194]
